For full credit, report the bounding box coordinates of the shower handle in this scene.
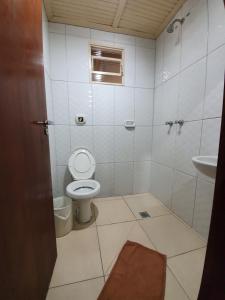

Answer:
[165,121,174,126]
[175,120,184,126]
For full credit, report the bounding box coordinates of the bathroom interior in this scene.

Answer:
[1,0,225,299]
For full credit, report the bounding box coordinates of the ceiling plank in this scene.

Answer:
[50,16,156,38]
[112,0,128,28]
[44,0,53,18]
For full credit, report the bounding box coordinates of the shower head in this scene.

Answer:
[167,18,185,33]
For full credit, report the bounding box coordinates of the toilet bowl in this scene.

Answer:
[66,148,100,223]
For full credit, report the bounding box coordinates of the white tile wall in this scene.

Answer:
[115,86,134,125]
[68,82,93,125]
[193,179,215,238]
[135,47,155,88]
[181,0,208,70]
[178,58,206,121]
[172,171,196,226]
[152,0,224,239]
[134,161,151,194]
[150,162,173,208]
[45,19,155,197]
[204,45,225,118]
[114,162,133,195]
[207,0,225,53]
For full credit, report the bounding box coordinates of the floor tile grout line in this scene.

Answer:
[167,265,192,300]
[95,223,106,280]
[49,275,105,290]
[167,245,207,260]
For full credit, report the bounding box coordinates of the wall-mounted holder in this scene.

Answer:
[124,120,135,128]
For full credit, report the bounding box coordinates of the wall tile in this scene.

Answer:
[135,37,155,49]
[200,118,221,156]
[93,85,114,125]
[134,161,151,194]
[68,82,93,125]
[199,118,221,182]
[66,25,90,38]
[91,29,115,43]
[70,126,94,153]
[55,125,71,165]
[95,163,114,197]
[44,73,54,121]
[114,126,134,162]
[52,81,69,124]
[135,47,155,88]
[172,171,196,226]
[67,36,89,82]
[174,121,202,176]
[181,0,208,70]
[152,125,176,167]
[208,0,225,52]
[178,58,206,121]
[114,86,134,125]
[49,33,67,80]
[114,162,133,195]
[94,126,114,163]
[162,76,179,124]
[119,43,135,87]
[115,33,135,45]
[193,179,215,238]
[56,166,71,196]
[204,45,225,118]
[134,126,152,161]
[163,16,181,81]
[134,88,154,126]
[150,162,173,208]
[48,22,66,34]
[155,32,165,87]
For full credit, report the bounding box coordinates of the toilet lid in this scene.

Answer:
[68,148,95,180]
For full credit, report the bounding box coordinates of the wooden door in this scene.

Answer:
[0,1,57,299]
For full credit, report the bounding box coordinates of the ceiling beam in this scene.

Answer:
[112,0,128,28]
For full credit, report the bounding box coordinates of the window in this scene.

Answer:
[90,45,124,85]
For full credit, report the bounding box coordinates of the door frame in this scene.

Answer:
[198,76,225,298]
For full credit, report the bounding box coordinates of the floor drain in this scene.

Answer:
[139,211,151,218]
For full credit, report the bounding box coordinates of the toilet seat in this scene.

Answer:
[68,148,95,180]
[66,180,100,200]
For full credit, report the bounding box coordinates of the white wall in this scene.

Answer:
[152,0,225,238]
[46,22,155,197]
[42,6,57,196]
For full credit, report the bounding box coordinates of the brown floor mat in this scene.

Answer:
[98,240,167,300]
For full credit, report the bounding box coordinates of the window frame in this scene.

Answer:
[89,43,124,85]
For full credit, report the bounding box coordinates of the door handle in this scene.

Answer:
[33,120,54,126]
[33,120,54,135]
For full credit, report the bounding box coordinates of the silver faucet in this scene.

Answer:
[165,121,174,126]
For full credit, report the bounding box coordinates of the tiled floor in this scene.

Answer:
[47,193,206,300]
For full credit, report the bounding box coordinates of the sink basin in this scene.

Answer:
[192,156,217,178]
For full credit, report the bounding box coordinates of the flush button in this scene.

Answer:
[75,114,86,125]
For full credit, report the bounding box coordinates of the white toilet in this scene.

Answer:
[66,148,100,223]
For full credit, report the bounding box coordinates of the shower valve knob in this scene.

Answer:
[175,120,184,126]
[165,121,174,126]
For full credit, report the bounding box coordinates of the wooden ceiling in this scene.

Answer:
[44,0,186,39]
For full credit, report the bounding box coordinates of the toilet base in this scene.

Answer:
[73,198,92,223]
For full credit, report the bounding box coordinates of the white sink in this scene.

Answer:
[192,156,217,178]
